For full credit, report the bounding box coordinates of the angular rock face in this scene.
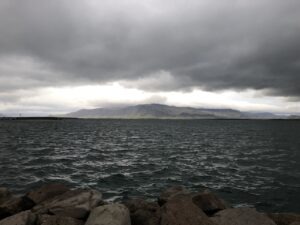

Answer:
[0,210,36,225]
[211,208,276,225]
[158,186,189,206]
[192,190,230,215]
[26,183,70,204]
[0,196,35,220]
[290,222,300,225]
[37,214,84,225]
[0,189,12,205]
[125,198,161,225]
[161,194,216,225]
[32,189,102,219]
[266,213,300,225]
[85,203,131,225]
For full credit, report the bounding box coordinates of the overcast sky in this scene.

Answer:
[0,0,299,115]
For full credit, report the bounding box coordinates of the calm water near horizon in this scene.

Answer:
[0,119,299,212]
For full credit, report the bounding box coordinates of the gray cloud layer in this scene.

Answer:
[0,0,300,98]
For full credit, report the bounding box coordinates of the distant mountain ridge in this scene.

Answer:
[63,103,283,119]
[288,115,300,119]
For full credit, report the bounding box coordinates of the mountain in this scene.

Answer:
[288,115,300,119]
[244,112,282,119]
[63,103,263,119]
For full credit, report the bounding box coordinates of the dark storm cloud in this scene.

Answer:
[0,0,299,97]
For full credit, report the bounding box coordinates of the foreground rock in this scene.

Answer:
[0,189,12,205]
[85,203,130,225]
[26,183,70,204]
[266,213,300,225]
[125,198,161,225]
[0,196,35,220]
[158,186,189,205]
[33,189,102,219]
[1,184,299,225]
[161,194,216,225]
[211,208,276,225]
[37,214,84,225]
[0,210,36,225]
[192,190,230,215]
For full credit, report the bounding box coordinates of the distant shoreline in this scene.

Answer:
[0,117,299,121]
[0,117,78,120]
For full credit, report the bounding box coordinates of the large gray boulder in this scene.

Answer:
[158,186,189,205]
[0,210,36,225]
[0,188,12,205]
[26,183,70,204]
[32,189,102,219]
[0,196,35,220]
[290,222,300,225]
[212,208,276,225]
[85,203,131,225]
[161,194,216,225]
[192,190,230,215]
[125,198,161,225]
[266,213,300,225]
[37,214,84,225]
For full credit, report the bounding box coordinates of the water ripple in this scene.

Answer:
[0,119,299,212]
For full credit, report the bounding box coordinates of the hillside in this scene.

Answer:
[63,104,279,119]
[288,115,300,119]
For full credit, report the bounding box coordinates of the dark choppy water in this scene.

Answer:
[0,119,299,212]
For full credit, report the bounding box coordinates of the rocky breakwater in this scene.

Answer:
[0,184,299,225]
